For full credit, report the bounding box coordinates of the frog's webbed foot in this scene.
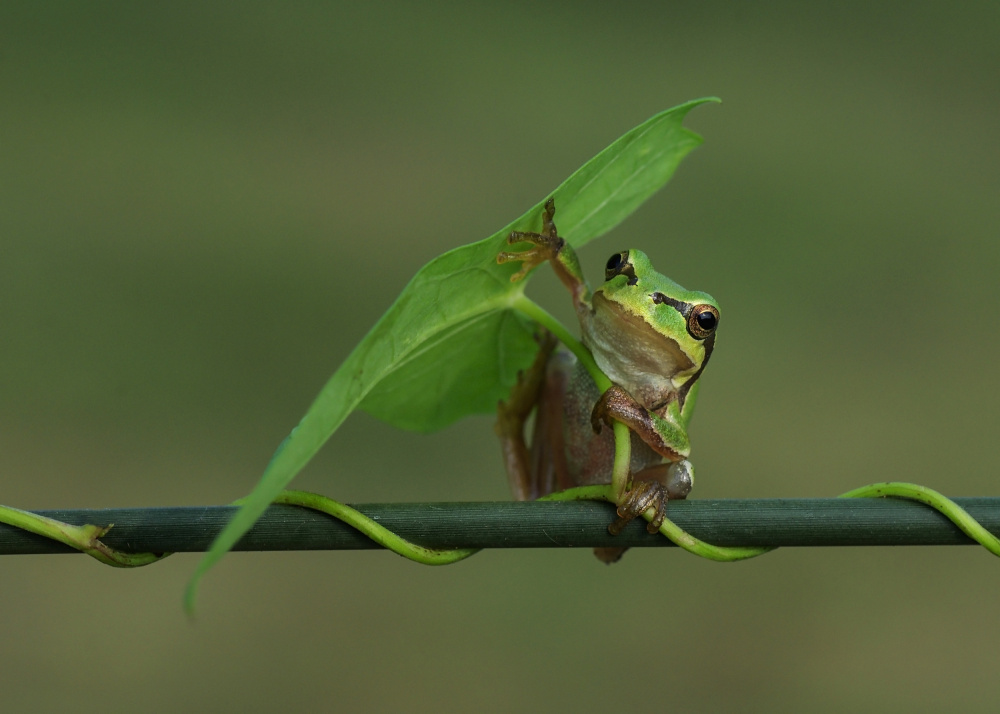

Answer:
[497,198,565,283]
[609,480,667,535]
[608,460,694,536]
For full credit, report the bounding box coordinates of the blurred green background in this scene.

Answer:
[2,2,999,711]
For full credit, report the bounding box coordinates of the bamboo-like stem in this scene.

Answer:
[4,497,1000,555]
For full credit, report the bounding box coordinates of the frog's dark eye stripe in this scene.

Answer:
[651,294,720,341]
[678,332,715,409]
[651,292,690,315]
[605,251,638,285]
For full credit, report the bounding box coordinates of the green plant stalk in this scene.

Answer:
[511,295,609,390]
[543,483,1000,562]
[610,423,632,501]
[3,483,999,571]
[0,504,167,567]
[539,485,773,561]
[187,99,721,609]
[207,299,632,576]
[7,296,1000,574]
[270,491,478,564]
[11,298,996,571]
[510,286,1000,561]
[5,297,999,576]
[838,482,1000,556]
[510,295,633,498]
[276,299,637,562]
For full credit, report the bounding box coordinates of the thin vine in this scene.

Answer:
[2,294,998,573]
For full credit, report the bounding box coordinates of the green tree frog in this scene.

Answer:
[495,199,720,561]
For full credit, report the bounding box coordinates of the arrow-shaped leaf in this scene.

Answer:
[186,97,719,610]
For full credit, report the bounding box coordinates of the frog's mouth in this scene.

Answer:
[587,293,695,409]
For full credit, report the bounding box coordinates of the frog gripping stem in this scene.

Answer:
[497,199,590,308]
[610,480,668,535]
[591,385,686,462]
[498,198,566,283]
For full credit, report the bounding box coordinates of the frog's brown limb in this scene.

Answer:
[609,480,667,535]
[497,240,559,284]
[496,198,589,308]
[594,463,691,562]
[591,385,685,462]
[593,547,628,564]
[495,331,558,501]
[592,386,693,543]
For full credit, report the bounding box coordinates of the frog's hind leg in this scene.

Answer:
[495,331,557,501]
[528,350,576,498]
[594,460,693,563]
[594,460,694,563]
[609,460,694,534]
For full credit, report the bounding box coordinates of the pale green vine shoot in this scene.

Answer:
[0,101,995,609]
[4,304,996,573]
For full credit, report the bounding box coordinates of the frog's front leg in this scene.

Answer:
[592,384,694,533]
[591,386,689,463]
[497,198,590,311]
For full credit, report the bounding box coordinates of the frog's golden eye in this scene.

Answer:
[687,304,720,340]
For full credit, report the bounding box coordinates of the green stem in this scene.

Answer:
[512,295,632,497]
[611,422,632,501]
[271,491,478,565]
[0,504,167,567]
[512,295,610,392]
[540,485,772,561]
[543,480,1000,563]
[512,295,787,559]
[838,482,1000,556]
[249,300,600,569]
[0,295,589,575]
[4,305,998,569]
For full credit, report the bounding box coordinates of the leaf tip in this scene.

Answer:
[183,578,199,618]
[683,96,721,107]
[184,550,218,617]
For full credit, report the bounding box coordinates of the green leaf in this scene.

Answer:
[185,97,719,611]
[361,309,539,432]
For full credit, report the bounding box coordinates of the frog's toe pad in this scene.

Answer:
[609,481,669,535]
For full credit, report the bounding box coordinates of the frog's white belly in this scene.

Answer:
[583,309,691,410]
